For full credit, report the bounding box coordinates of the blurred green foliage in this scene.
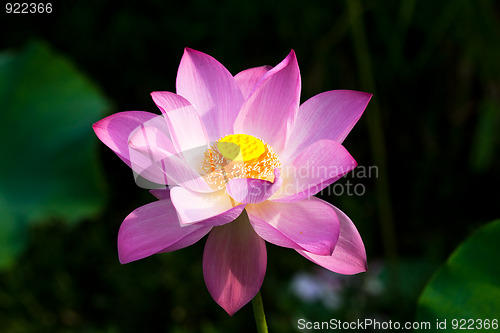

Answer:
[0,0,499,332]
[417,220,500,332]
[0,41,110,269]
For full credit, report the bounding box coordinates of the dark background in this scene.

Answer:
[1,0,499,332]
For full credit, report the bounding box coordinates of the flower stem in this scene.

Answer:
[252,291,268,333]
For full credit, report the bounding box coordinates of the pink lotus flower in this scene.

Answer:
[93,48,370,315]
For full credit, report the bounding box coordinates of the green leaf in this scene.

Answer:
[416,220,500,332]
[0,40,110,269]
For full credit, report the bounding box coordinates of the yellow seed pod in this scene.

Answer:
[217,134,266,162]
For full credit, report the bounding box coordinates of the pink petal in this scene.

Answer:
[94,111,178,185]
[170,187,245,227]
[297,198,367,275]
[127,124,171,185]
[234,65,272,99]
[271,140,357,202]
[92,111,168,168]
[129,125,213,192]
[234,50,301,153]
[203,212,266,315]
[128,125,171,166]
[283,90,372,161]
[156,226,212,253]
[176,48,244,141]
[118,199,211,264]
[149,189,170,200]
[246,198,339,255]
[226,168,283,204]
[150,91,209,154]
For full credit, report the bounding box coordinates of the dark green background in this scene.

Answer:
[1,0,499,332]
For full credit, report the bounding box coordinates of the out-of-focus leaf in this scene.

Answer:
[0,41,110,269]
[0,199,26,268]
[416,220,500,331]
[470,99,500,172]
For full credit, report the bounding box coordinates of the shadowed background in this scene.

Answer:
[1,0,499,332]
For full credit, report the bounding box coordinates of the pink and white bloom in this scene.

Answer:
[93,48,371,315]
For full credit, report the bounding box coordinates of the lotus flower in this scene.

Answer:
[93,48,371,315]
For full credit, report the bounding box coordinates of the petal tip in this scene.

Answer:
[150,91,160,98]
[118,255,129,265]
[286,49,298,64]
[91,122,100,133]
[277,49,297,69]
[352,260,368,274]
[92,118,107,133]
[183,47,208,59]
[219,302,242,317]
[117,244,133,264]
[213,288,260,316]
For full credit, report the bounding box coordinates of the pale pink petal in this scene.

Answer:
[297,198,367,274]
[234,50,301,153]
[271,140,357,202]
[129,125,213,192]
[92,111,167,167]
[176,48,244,141]
[94,111,177,185]
[170,187,245,227]
[118,199,211,264]
[150,91,209,154]
[283,90,372,161]
[226,169,282,204]
[246,198,339,255]
[203,212,266,315]
[128,125,171,166]
[127,124,171,185]
[234,65,272,99]
[128,122,175,157]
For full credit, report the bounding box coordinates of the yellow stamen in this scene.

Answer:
[199,134,281,190]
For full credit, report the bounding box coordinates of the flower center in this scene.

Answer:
[200,134,281,190]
